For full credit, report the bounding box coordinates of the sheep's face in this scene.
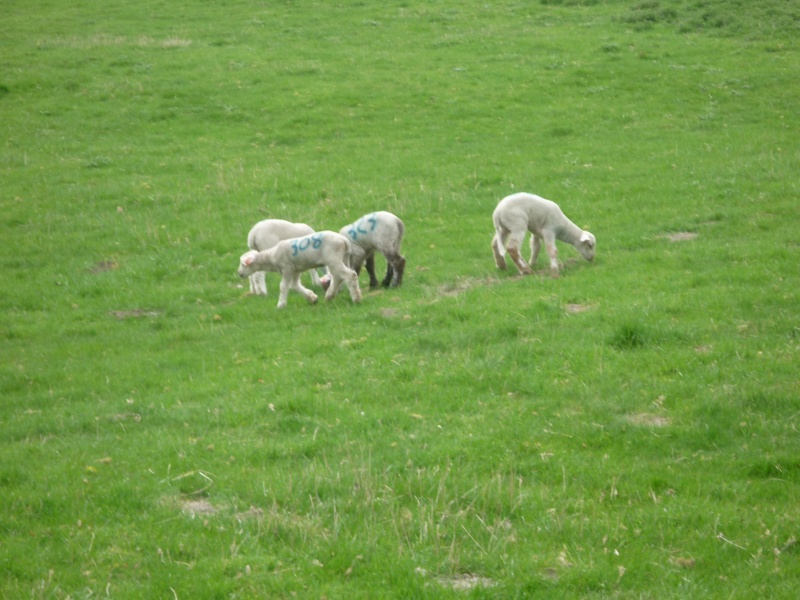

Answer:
[238,250,259,278]
[579,232,596,262]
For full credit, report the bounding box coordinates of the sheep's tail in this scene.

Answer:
[342,236,352,268]
[395,218,405,248]
[494,225,507,257]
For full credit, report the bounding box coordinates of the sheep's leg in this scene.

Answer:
[365,254,380,289]
[344,269,363,304]
[385,253,405,287]
[290,273,318,305]
[249,272,267,295]
[491,234,507,269]
[530,234,542,269]
[507,246,533,275]
[396,256,406,286]
[350,247,365,276]
[326,266,362,304]
[506,234,533,275]
[382,264,394,288]
[543,233,560,277]
[325,272,344,302]
[308,269,323,288]
[379,250,394,287]
[277,277,291,309]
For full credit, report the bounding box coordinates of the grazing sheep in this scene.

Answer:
[238,231,362,309]
[245,219,323,295]
[491,192,596,276]
[339,211,406,288]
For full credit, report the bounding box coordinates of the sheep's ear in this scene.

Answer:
[580,232,591,243]
[580,232,595,247]
[242,253,255,266]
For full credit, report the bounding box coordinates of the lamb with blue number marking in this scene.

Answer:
[238,231,362,309]
[245,219,323,295]
[337,211,406,289]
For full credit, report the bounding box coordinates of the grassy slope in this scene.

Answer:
[1,0,798,597]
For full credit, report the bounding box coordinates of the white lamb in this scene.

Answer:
[491,192,596,276]
[245,219,323,295]
[335,211,406,289]
[238,231,362,309]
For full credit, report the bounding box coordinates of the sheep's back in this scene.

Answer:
[248,219,315,251]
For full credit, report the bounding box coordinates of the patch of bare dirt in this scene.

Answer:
[180,499,218,517]
[660,232,698,242]
[438,277,501,298]
[89,260,118,273]
[670,556,696,569]
[626,413,671,427]
[542,567,560,582]
[436,573,496,591]
[235,506,265,523]
[565,303,594,314]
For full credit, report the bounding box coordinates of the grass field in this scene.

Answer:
[2,0,799,597]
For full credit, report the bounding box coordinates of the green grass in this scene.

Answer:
[2,0,799,597]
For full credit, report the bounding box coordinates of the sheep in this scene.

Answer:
[491,192,596,277]
[238,231,362,309]
[336,211,406,289]
[245,219,323,295]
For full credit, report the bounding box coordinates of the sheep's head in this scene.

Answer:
[238,250,259,278]
[578,231,596,262]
